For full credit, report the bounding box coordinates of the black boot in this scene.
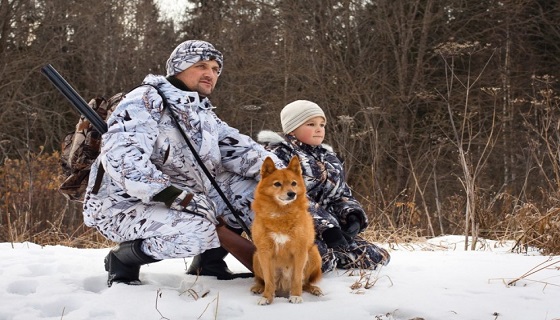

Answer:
[187,225,253,280]
[104,239,160,287]
[187,246,253,280]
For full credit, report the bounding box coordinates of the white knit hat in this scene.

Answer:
[165,40,223,77]
[280,100,326,134]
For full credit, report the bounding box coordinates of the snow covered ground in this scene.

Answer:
[0,235,557,320]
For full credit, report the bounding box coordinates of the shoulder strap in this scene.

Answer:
[146,84,253,239]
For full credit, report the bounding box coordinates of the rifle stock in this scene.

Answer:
[216,221,255,273]
[41,64,108,133]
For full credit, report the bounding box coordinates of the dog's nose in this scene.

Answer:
[287,191,296,199]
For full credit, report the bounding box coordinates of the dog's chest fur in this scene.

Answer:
[270,232,290,253]
[270,232,290,245]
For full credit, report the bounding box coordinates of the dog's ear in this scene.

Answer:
[260,157,277,178]
[287,156,302,175]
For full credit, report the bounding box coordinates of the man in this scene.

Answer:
[82,40,279,287]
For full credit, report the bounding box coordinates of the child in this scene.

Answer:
[258,100,390,272]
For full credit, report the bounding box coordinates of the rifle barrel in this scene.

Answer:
[41,64,108,133]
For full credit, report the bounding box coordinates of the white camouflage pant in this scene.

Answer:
[95,172,257,260]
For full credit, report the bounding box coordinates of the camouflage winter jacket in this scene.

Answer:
[83,74,275,227]
[257,130,368,235]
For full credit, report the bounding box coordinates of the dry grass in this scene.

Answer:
[2,150,560,255]
[507,207,560,255]
[30,225,115,249]
[360,203,560,255]
[4,199,560,255]
[4,193,560,254]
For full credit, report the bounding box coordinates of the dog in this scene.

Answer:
[250,156,322,305]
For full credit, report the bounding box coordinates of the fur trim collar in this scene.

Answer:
[257,130,284,144]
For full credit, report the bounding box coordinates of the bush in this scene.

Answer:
[0,149,109,247]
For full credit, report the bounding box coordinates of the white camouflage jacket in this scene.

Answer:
[83,75,275,226]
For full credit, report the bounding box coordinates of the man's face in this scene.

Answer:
[175,60,220,97]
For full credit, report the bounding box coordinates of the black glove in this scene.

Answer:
[342,214,361,241]
[322,227,348,249]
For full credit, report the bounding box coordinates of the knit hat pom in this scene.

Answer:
[280,100,326,134]
[166,40,223,77]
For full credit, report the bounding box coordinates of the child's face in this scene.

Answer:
[290,116,326,146]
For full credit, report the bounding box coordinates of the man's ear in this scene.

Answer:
[260,157,277,179]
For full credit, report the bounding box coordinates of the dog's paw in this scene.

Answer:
[288,295,303,304]
[308,285,323,296]
[257,297,271,305]
[250,284,264,294]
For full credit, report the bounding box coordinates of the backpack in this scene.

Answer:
[59,92,125,202]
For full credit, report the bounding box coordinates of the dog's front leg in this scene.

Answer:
[258,250,276,305]
[250,253,265,295]
[288,251,307,304]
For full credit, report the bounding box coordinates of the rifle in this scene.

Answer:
[41,64,107,133]
[41,64,255,273]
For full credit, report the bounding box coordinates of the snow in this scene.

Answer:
[0,236,558,320]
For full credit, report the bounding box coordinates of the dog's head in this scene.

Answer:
[258,156,306,206]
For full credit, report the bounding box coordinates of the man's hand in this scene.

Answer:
[322,227,348,249]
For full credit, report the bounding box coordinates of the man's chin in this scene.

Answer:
[196,88,213,97]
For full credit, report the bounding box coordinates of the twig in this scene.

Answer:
[179,274,210,300]
[507,256,558,286]
[350,266,393,294]
[489,276,560,291]
[365,274,394,289]
[214,292,219,320]
[197,293,219,320]
[488,257,560,289]
[155,289,170,320]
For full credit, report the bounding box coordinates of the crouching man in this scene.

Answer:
[82,40,279,287]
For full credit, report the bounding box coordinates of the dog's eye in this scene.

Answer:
[273,182,282,187]
[291,181,297,187]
